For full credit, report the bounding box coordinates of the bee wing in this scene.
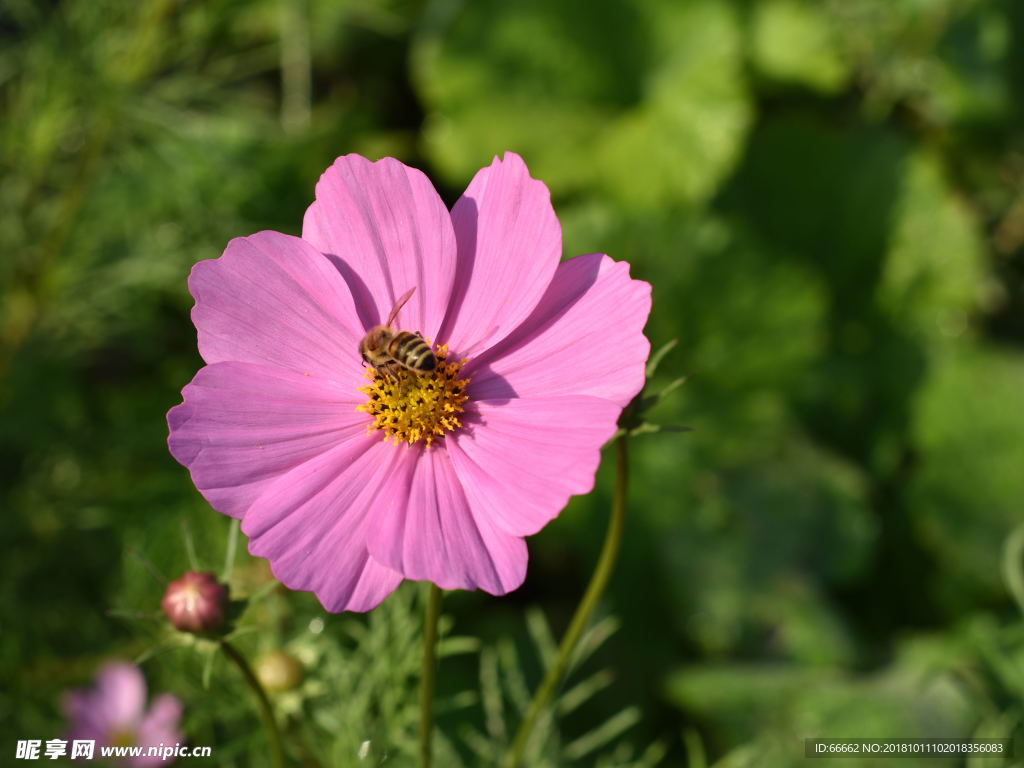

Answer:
[385,287,417,328]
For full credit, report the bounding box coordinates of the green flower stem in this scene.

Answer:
[419,583,443,768]
[220,639,286,768]
[279,0,312,133]
[505,436,630,768]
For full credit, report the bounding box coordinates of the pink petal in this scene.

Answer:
[167,362,368,520]
[447,396,621,538]
[468,253,651,408]
[439,152,562,357]
[367,446,527,595]
[133,694,183,766]
[302,154,457,342]
[95,662,146,730]
[241,434,407,612]
[139,694,182,734]
[63,691,104,742]
[190,230,366,386]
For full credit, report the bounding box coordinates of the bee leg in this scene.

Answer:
[379,363,403,395]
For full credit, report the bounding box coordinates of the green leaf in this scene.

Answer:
[683,728,707,768]
[1002,526,1024,618]
[557,668,615,716]
[909,346,1024,603]
[414,0,642,191]
[562,706,640,761]
[526,607,557,670]
[415,0,751,208]
[594,0,752,208]
[645,339,678,379]
[668,657,973,762]
[878,151,987,341]
[649,435,873,659]
[751,0,850,93]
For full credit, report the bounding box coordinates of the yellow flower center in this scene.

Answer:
[108,728,136,748]
[356,345,469,446]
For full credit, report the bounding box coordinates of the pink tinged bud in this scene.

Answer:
[161,570,229,634]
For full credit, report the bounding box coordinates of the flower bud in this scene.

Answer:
[161,570,229,635]
[254,649,304,693]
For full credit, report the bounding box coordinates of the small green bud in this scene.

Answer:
[255,649,304,693]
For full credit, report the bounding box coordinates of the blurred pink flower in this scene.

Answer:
[168,152,650,612]
[64,662,182,766]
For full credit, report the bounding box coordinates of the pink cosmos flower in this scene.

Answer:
[167,152,651,612]
[63,662,183,766]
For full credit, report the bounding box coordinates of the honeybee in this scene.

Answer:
[359,287,437,378]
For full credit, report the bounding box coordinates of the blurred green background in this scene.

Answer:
[3,0,1024,765]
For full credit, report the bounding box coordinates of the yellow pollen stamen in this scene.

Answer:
[356,345,469,447]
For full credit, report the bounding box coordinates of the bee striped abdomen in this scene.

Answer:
[389,331,437,372]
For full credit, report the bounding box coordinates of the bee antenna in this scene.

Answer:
[386,287,416,328]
